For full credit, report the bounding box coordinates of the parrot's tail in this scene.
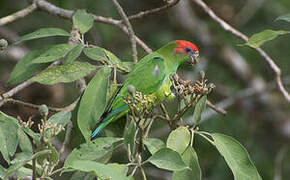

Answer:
[91,104,128,139]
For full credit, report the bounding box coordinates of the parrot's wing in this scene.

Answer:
[91,55,166,138]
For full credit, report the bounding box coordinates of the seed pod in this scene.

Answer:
[39,104,49,117]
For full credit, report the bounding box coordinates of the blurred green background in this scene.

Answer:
[1,0,290,179]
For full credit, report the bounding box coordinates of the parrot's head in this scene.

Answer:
[174,40,199,66]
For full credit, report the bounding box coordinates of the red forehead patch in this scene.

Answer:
[176,40,199,52]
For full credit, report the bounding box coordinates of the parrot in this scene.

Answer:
[91,40,199,138]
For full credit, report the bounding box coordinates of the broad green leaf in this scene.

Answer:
[83,47,108,62]
[104,49,122,64]
[124,120,136,155]
[146,148,188,171]
[144,138,166,155]
[172,146,202,180]
[31,44,73,64]
[64,137,122,167]
[21,126,40,146]
[193,95,207,125]
[167,126,191,154]
[212,133,262,180]
[63,44,84,64]
[70,171,95,180]
[245,30,289,48]
[17,129,32,153]
[37,143,59,166]
[73,10,94,34]
[0,165,6,179]
[77,67,111,142]
[46,111,71,138]
[276,13,290,22]
[15,167,32,180]
[66,160,131,180]
[0,112,19,164]
[15,28,71,44]
[32,61,96,85]
[5,150,51,179]
[8,46,51,85]
[120,61,134,72]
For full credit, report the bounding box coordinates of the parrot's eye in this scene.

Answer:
[184,47,194,55]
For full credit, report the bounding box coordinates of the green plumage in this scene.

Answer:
[91,41,193,138]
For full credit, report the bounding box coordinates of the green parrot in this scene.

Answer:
[91,40,199,138]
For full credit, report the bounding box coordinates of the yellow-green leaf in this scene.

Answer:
[73,10,94,34]
[193,95,207,125]
[63,44,84,64]
[167,126,191,154]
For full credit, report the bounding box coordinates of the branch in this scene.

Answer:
[0,4,37,26]
[206,100,227,115]
[111,0,138,63]
[127,0,180,21]
[191,0,290,102]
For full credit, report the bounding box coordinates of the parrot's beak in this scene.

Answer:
[188,53,200,66]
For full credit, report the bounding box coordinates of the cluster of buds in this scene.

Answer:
[17,116,34,128]
[38,119,64,143]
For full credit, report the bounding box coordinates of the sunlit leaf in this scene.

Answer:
[167,126,191,154]
[193,95,207,125]
[276,13,290,22]
[73,10,94,34]
[245,30,289,48]
[15,28,71,44]
[212,133,262,180]
[172,146,202,180]
[124,120,136,155]
[83,46,108,62]
[146,148,188,171]
[63,44,84,64]
[32,61,96,85]
[144,138,166,155]
[77,67,111,142]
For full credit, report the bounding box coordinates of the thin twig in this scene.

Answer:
[127,0,180,21]
[0,4,37,26]
[191,0,290,102]
[111,0,138,63]
[206,100,227,115]
[5,98,60,112]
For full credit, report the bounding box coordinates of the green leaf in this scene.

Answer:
[31,44,73,64]
[245,30,289,48]
[63,44,84,64]
[66,160,132,180]
[0,165,6,179]
[104,49,122,64]
[193,95,207,125]
[70,171,95,180]
[124,120,136,155]
[146,148,188,171]
[8,46,51,85]
[172,146,202,180]
[120,61,134,72]
[212,133,262,180]
[15,28,71,44]
[83,47,108,62]
[167,126,191,154]
[32,61,96,85]
[46,111,71,137]
[64,137,122,167]
[37,143,59,166]
[21,126,40,146]
[15,167,32,180]
[0,112,19,164]
[73,10,94,34]
[17,129,32,153]
[5,150,51,179]
[144,138,166,155]
[78,67,111,142]
[276,13,290,22]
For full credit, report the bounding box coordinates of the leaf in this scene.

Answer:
[172,146,202,180]
[73,10,94,34]
[0,165,6,179]
[212,133,262,180]
[46,111,71,138]
[70,171,95,180]
[17,129,32,153]
[32,61,96,85]
[193,95,207,125]
[124,120,136,155]
[167,126,191,154]
[146,148,188,171]
[120,61,134,72]
[15,28,71,44]
[0,112,19,164]
[77,67,111,142]
[37,143,59,166]
[144,138,166,155]
[63,44,84,64]
[83,47,108,62]
[276,13,290,22]
[15,167,32,180]
[31,44,73,64]
[21,126,40,146]
[66,160,132,180]
[64,137,122,167]
[245,30,289,48]
[8,46,51,85]
[5,150,51,179]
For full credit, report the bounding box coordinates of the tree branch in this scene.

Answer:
[191,0,290,102]
[111,0,138,63]
[0,4,37,26]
